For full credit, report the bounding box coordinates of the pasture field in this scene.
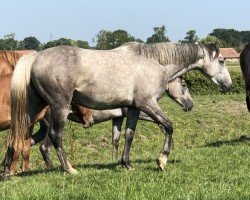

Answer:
[0,93,249,200]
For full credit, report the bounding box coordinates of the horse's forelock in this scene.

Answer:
[203,43,220,59]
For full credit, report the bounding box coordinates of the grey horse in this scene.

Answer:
[2,42,231,180]
[32,76,193,168]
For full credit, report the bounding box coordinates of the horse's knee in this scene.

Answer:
[39,143,48,155]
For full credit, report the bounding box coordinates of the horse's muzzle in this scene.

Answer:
[183,99,193,112]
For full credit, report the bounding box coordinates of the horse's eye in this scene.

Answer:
[219,58,225,65]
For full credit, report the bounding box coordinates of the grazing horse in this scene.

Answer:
[3,42,231,180]
[240,43,250,111]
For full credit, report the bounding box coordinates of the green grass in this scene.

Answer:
[0,94,250,199]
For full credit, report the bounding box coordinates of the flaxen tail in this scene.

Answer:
[8,51,38,150]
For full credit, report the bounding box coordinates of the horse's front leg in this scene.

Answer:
[141,99,173,171]
[121,108,140,170]
[112,117,124,160]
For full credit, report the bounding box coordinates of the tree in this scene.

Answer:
[240,31,250,43]
[95,30,112,50]
[21,36,41,50]
[209,28,243,50]
[0,38,19,50]
[43,38,90,49]
[180,30,199,43]
[76,40,89,49]
[199,36,222,46]
[146,25,170,44]
[43,38,73,49]
[95,29,136,50]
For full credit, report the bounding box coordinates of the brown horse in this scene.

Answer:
[0,73,49,175]
[240,43,250,111]
[0,74,12,131]
[0,51,21,67]
[0,51,42,175]
[0,51,20,75]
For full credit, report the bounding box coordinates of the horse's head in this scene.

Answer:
[166,77,193,112]
[199,44,232,92]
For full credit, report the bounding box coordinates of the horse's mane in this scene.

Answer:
[0,51,21,68]
[123,42,217,67]
[240,43,250,88]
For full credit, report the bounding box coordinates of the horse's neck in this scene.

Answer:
[169,64,198,81]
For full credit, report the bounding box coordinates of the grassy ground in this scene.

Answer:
[0,94,249,199]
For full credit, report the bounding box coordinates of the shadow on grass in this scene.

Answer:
[78,158,181,171]
[204,135,250,148]
[14,158,181,177]
[16,167,62,177]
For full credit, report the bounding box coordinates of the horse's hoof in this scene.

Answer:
[0,172,11,181]
[121,160,133,170]
[67,168,78,174]
[156,158,166,171]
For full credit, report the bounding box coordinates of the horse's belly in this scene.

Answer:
[72,89,133,110]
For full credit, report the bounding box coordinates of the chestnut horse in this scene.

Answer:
[0,73,49,175]
[0,51,20,76]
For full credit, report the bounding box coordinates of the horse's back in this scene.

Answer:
[31,45,165,109]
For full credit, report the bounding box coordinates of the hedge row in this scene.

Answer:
[183,69,245,95]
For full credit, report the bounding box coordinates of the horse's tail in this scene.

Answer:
[8,51,38,150]
[240,43,250,112]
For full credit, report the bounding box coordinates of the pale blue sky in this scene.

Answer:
[0,0,249,45]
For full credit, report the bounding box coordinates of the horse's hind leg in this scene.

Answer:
[21,139,31,173]
[121,108,140,170]
[21,125,34,173]
[9,147,21,176]
[112,117,124,160]
[140,99,173,171]
[49,108,77,174]
[40,134,54,168]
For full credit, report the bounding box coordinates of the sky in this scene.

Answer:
[0,0,249,46]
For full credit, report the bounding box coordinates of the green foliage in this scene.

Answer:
[21,36,41,50]
[180,29,199,43]
[76,40,89,49]
[0,38,19,50]
[199,35,222,46]
[183,67,245,95]
[43,38,90,49]
[146,25,170,43]
[95,29,137,50]
[209,28,250,51]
